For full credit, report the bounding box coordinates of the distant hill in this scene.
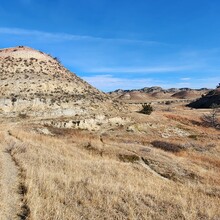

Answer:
[187,88,220,108]
[109,87,209,102]
[171,90,207,99]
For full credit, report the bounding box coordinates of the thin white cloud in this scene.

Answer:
[82,75,219,91]
[159,77,219,90]
[82,74,154,91]
[0,27,164,45]
[176,82,190,87]
[86,65,194,74]
[180,77,191,81]
[196,77,220,88]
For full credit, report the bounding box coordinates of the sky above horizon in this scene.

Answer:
[0,0,220,92]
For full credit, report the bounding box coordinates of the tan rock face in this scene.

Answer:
[0,46,119,117]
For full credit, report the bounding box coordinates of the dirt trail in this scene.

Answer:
[0,131,29,220]
[0,141,21,219]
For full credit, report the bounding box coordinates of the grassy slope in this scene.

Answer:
[0,106,220,220]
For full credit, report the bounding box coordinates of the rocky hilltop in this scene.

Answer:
[0,46,119,118]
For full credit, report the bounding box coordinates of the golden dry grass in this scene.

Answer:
[0,105,219,220]
[1,131,219,218]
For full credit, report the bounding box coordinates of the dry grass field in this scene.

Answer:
[0,103,219,220]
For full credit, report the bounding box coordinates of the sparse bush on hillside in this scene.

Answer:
[118,154,139,163]
[18,113,28,119]
[11,97,17,104]
[139,103,153,115]
[165,101,172,105]
[53,57,61,63]
[201,104,220,128]
[151,141,186,153]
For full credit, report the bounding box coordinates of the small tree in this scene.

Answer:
[139,103,153,115]
[201,104,220,128]
[54,57,61,64]
[217,83,220,89]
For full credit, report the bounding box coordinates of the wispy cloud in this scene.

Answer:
[82,74,155,91]
[180,77,191,81]
[0,27,165,45]
[85,65,195,74]
[159,77,219,90]
[82,75,219,91]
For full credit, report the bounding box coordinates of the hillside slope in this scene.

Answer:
[0,46,119,117]
[0,106,220,219]
[188,89,220,108]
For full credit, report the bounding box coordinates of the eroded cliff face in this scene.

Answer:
[0,46,122,118]
[0,97,84,117]
[0,97,122,119]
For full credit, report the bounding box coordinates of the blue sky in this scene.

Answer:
[0,0,220,91]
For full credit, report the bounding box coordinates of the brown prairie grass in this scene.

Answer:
[188,152,220,169]
[1,125,219,220]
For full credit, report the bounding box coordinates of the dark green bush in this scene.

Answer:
[139,103,153,115]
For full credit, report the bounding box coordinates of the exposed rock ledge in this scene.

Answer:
[0,97,121,118]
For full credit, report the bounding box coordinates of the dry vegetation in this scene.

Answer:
[0,104,219,220]
[0,46,219,220]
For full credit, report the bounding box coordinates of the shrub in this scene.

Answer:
[139,103,153,115]
[53,56,62,64]
[151,141,186,153]
[11,97,17,103]
[165,101,172,105]
[18,113,28,119]
[201,104,220,128]
[118,154,139,163]
[188,135,198,140]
